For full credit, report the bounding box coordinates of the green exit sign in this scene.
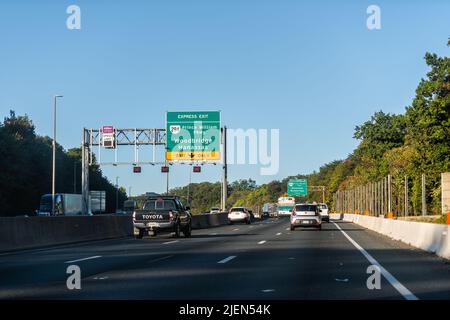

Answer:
[287,179,307,196]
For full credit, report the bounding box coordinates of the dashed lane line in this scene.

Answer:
[217,256,237,264]
[163,240,179,245]
[65,255,102,264]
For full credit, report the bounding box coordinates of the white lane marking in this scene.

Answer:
[65,255,102,264]
[163,240,179,245]
[285,228,290,231]
[149,255,173,263]
[276,232,282,236]
[217,255,237,264]
[261,289,275,293]
[233,228,239,231]
[209,233,219,236]
[332,222,418,300]
[258,240,266,245]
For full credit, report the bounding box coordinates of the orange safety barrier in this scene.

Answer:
[387,212,394,219]
[364,210,369,216]
[446,212,450,225]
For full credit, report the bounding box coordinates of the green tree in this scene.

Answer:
[0,111,127,216]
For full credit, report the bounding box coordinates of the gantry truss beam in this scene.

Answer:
[81,127,227,214]
[87,128,167,146]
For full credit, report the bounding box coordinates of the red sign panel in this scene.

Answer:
[193,166,201,173]
[133,166,142,173]
[161,166,169,173]
[102,125,114,134]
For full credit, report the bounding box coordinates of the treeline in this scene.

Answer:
[166,44,449,215]
[0,111,127,216]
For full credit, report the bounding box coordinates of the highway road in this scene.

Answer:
[1,218,450,299]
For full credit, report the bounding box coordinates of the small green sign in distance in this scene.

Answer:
[287,179,307,196]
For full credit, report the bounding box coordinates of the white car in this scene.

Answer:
[317,203,329,222]
[290,204,322,230]
[210,207,220,214]
[228,207,251,224]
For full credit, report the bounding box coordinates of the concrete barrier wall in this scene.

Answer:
[191,212,228,229]
[330,213,450,260]
[0,215,133,253]
[1,212,229,253]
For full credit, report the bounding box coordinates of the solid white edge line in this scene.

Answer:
[258,240,266,245]
[332,222,418,300]
[65,255,102,264]
[217,255,237,264]
[276,232,282,236]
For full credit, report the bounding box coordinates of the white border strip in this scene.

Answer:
[333,222,418,300]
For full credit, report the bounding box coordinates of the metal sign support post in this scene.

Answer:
[222,126,228,212]
[81,128,90,215]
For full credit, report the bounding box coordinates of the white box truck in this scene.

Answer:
[37,191,106,216]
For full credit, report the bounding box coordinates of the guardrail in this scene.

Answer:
[1,212,232,253]
[0,214,133,253]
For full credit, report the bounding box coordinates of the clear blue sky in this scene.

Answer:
[1,0,449,196]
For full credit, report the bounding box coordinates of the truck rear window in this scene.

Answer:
[143,200,176,210]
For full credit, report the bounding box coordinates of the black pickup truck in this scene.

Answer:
[133,196,192,239]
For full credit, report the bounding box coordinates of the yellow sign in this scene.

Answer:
[166,151,220,161]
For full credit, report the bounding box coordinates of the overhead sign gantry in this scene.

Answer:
[81,111,226,214]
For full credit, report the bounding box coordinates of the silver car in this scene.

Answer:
[290,204,322,230]
[317,203,329,222]
[228,207,251,224]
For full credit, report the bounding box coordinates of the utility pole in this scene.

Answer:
[322,186,325,204]
[166,161,169,195]
[388,174,392,215]
[73,160,76,193]
[52,95,63,216]
[81,128,90,215]
[115,176,119,213]
[405,176,408,217]
[222,126,228,212]
[187,167,192,206]
[422,174,426,216]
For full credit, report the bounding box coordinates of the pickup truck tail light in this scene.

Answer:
[132,211,136,222]
[292,207,296,216]
[169,211,174,220]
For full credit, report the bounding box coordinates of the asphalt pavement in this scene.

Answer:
[0,218,449,299]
